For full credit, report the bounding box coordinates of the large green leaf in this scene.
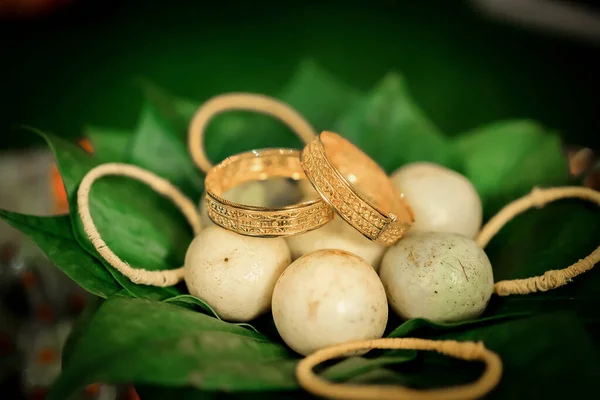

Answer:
[141,60,361,171]
[163,295,260,333]
[139,80,200,138]
[334,72,456,173]
[53,297,600,399]
[163,294,220,318]
[50,297,422,399]
[85,126,133,162]
[387,313,529,338]
[321,352,417,382]
[483,200,600,338]
[127,102,204,200]
[62,296,104,368]
[133,387,302,400]
[388,312,600,398]
[135,354,417,400]
[36,129,190,300]
[454,120,569,215]
[0,209,120,299]
[276,59,361,132]
[49,297,295,400]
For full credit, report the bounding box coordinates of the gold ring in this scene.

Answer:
[301,131,414,245]
[188,93,316,173]
[205,148,334,237]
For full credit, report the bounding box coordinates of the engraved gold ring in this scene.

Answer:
[205,148,334,237]
[300,131,414,245]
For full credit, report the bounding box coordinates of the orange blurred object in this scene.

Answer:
[0,0,73,16]
[79,138,94,154]
[126,387,141,400]
[84,383,101,397]
[35,304,54,324]
[67,292,87,314]
[36,348,57,365]
[22,270,38,289]
[50,165,68,214]
[29,387,46,400]
[0,332,13,355]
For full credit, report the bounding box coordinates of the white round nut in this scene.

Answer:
[184,225,291,322]
[379,232,494,323]
[285,215,386,270]
[272,249,388,356]
[390,162,482,238]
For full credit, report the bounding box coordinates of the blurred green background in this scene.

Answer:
[1,0,598,149]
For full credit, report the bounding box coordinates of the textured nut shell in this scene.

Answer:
[390,162,482,238]
[184,225,291,322]
[380,232,493,323]
[285,216,386,270]
[272,249,388,356]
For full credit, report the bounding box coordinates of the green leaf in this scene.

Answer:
[387,313,530,338]
[334,72,456,173]
[139,80,199,139]
[384,312,599,397]
[163,294,220,318]
[51,297,427,400]
[136,355,418,400]
[142,60,361,169]
[133,387,224,400]
[454,120,569,215]
[277,59,361,132]
[85,126,133,162]
[483,200,600,328]
[163,295,260,333]
[49,297,297,400]
[0,209,120,299]
[121,312,599,399]
[134,386,316,400]
[445,313,599,397]
[34,128,191,300]
[127,61,360,208]
[127,103,204,200]
[321,352,417,382]
[62,296,104,368]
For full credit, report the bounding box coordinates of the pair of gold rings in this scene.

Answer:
[188,94,414,245]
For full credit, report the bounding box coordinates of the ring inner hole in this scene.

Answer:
[207,152,310,207]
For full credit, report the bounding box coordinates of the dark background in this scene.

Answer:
[1,0,598,150]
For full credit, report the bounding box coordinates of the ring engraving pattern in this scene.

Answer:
[205,149,333,237]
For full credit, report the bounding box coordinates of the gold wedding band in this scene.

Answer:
[205,149,334,237]
[188,93,316,173]
[301,131,414,245]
